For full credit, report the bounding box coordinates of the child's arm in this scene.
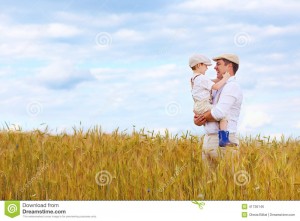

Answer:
[211,72,230,90]
[211,78,220,83]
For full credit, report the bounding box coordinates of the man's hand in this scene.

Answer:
[194,114,206,126]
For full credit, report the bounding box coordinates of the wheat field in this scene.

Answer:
[0,126,299,200]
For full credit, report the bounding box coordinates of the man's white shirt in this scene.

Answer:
[204,76,243,134]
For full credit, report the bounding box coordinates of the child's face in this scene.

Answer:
[198,63,208,74]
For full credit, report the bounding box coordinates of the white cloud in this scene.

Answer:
[201,23,299,45]
[90,68,126,81]
[239,105,273,132]
[138,64,178,78]
[55,11,131,28]
[114,29,145,43]
[36,61,95,90]
[256,74,300,89]
[0,21,85,59]
[0,66,13,77]
[259,25,300,37]
[175,0,300,13]
[176,0,235,10]
[1,23,82,40]
[263,53,286,61]
[90,64,183,85]
[158,28,189,39]
[45,23,82,38]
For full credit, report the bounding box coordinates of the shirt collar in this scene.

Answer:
[227,76,236,82]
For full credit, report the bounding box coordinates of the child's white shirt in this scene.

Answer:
[191,74,215,102]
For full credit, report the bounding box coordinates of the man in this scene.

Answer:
[194,54,243,160]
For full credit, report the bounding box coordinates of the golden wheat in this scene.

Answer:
[0,127,299,200]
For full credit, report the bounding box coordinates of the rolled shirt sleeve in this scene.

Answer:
[204,76,243,134]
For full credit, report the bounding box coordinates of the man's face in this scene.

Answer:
[214,59,228,79]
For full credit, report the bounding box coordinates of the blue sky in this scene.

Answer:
[1,0,300,138]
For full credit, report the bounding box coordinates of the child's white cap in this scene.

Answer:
[189,54,212,67]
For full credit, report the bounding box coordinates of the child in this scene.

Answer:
[189,54,232,147]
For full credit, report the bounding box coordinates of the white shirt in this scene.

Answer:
[204,76,243,134]
[191,74,215,101]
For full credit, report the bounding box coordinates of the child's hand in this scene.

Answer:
[223,71,230,79]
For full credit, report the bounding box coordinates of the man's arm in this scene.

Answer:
[203,110,218,122]
[211,85,238,121]
[194,110,218,126]
[194,114,206,126]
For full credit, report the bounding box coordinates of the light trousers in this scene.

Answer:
[202,133,239,160]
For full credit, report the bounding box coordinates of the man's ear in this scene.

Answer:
[228,63,233,71]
